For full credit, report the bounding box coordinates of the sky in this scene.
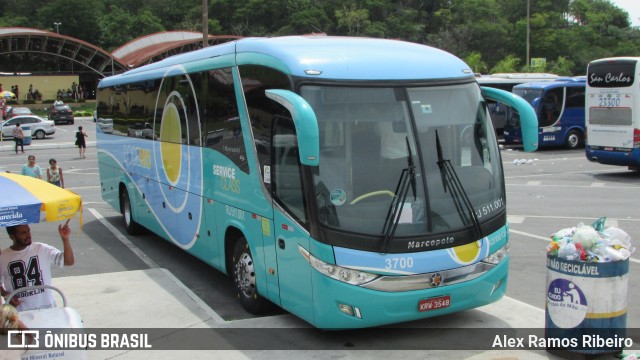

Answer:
[610,0,640,27]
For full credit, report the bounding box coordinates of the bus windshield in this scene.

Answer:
[302,83,504,238]
[513,88,543,105]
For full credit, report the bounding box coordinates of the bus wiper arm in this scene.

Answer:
[435,131,483,238]
[380,137,416,253]
[406,137,417,201]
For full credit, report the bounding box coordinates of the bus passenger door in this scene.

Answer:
[271,116,315,324]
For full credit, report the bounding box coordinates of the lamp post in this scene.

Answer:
[54,22,62,34]
[202,0,208,48]
[526,0,530,68]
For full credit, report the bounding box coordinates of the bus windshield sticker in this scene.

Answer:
[399,203,413,223]
[330,189,346,206]
[261,218,271,236]
[263,165,271,184]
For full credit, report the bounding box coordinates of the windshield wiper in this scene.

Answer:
[435,130,483,238]
[380,137,416,253]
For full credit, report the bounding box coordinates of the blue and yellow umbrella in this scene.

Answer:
[0,172,82,227]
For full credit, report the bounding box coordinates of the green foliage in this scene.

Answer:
[35,0,104,45]
[464,52,488,74]
[490,55,521,73]
[0,0,639,76]
[548,56,576,76]
[335,5,371,36]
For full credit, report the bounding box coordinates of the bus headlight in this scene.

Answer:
[299,246,380,286]
[482,242,510,265]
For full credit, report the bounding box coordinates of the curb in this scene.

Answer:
[0,141,96,152]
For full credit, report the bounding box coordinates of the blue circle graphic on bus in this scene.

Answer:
[547,278,588,328]
[150,65,203,249]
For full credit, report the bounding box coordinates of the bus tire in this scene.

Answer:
[232,237,270,314]
[565,130,583,149]
[120,189,143,235]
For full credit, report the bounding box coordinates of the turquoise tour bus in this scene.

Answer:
[504,77,586,149]
[585,57,640,171]
[96,35,537,329]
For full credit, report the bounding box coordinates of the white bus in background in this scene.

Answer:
[585,57,640,171]
[477,73,558,135]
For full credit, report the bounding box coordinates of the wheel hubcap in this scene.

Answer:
[235,252,256,297]
[123,197,131,226]
[568,134,578,147]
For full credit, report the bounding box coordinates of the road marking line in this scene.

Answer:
[507,216,525,224]
[591,182,606,187]
[507,183,638,189]
[160,268,227,324]
[526,181,541,186]
[87,208,228,324]
[67,185,100,190]
[507,214,639,222]
[510,228,640,264]
[87,207,159,269]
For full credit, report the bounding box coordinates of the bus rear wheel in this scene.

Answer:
[120,189,143,235]
[565,130,583,149]
[232,237,270,314]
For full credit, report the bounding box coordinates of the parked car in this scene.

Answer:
[48,103,75,124]
[97,118,113,134]
[1,115,56,139]
[5,106,33,119]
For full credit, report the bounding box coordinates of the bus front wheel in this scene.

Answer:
[120,189,143,235]
[232,237,270,314]
[565,130,583,149]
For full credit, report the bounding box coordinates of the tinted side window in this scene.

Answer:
[540,87,564,127]
[199,68,246,173]
[565,87,585,108]
[239,65,293,189]
[272,117,306,223]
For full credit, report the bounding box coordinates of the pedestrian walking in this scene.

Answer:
[47,158,64,188]
[11,123,24,154]
[75,126,88,158]
[21,155,42,179]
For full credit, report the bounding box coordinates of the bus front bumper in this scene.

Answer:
[309,258,509,329]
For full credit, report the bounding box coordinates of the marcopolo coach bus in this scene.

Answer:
[585,57,640,171]
[476,73,558,135]
[96,35,537,329]
[504,77,586,149]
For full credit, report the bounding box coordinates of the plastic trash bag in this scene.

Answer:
[548,217,633,262]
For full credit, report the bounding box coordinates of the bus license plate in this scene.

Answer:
[418,295,450,312]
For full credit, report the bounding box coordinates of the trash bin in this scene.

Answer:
[22,125,32,145]
[545,254,629,357]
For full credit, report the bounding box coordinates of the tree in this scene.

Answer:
[335,4,370,36]
[1,0,640,77]
[548,56,575,76]
[490,55,521,73]
[277,6,333,35]
[35,0,104,45]
[464,52,488,74]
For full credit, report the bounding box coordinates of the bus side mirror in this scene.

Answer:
[481,86,538,152]
[265,89,320,166]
